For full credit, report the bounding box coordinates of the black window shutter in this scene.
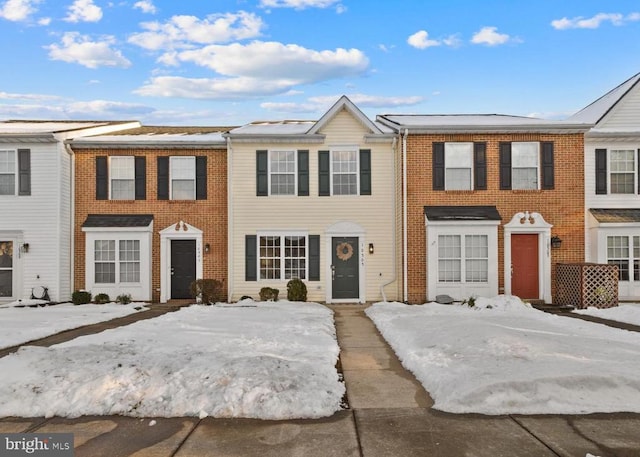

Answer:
[134,156,146,200]
[360,149,372,195]
[196,156,207,200]
[541,142,554,190]
[245,235,257,281]
[17,149,31,196]
[96,156,108,200]
[309,235,320,281]
[319,150,330,196]
[473,142,487,190]
[432,142,445,190]
[595,149,607,195]
[298,150,309,196]
[157,157,169,200]
[499,142,512,190]
[256,150,268,196]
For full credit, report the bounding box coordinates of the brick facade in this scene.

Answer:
[405,133,585,303]
[74,147,227,303]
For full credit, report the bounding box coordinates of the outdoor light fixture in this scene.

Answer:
[205,243,211,254]
[369,243,374,254]
[551,236,562,249]
[20,243,29,253]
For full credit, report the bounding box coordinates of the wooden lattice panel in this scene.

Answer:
[555,264,618,309]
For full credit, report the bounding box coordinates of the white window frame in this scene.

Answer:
[512,142,540,190]
[170,156,196,200]
[268,149,297,196]
[257,231,308,281]
[437,234,489,284]
[109,156,135,200]
[609,149,636,195]
[606,235,640,282]
[330,148,359,196]
[93,239,141,285]
[444,143,473,191]
[0,149,17,196]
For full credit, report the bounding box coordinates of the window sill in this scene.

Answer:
[509,189,543,194]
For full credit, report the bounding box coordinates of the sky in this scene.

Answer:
[0,0,639,126]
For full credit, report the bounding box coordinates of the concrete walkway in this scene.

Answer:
[2,303,640,456]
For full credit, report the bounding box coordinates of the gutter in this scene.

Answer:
[226,136,234,302]
[64,142,75,302]
[402,128,408,303]
[380,136,398,302]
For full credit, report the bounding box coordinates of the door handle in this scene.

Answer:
[331,264,335,280]
[171,267,175,276]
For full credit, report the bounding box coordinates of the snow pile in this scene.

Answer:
[0,302,147,349]
[366,297,640,415]
[0,301,344,419]
[574,303,640,327]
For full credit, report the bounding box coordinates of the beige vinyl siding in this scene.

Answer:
[599,84,640,130]
[230,109,398,302]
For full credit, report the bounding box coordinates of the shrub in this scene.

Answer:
[259,287,279,301]
[287,278,307,301]
[116,293,132,305]
[72,290,92,305]
[190,279,224,305]
[93,293,111,304]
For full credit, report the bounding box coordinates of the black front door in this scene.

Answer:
[171,240,196,299]
[332,237,359,299]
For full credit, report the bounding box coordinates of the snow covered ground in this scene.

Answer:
[366,296,640,415]
[574,303,640,327]
[0,301,344,419]
[0,302,147,349]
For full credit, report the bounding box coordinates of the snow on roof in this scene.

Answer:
[72,125,229,146]
[229,120,315,136]
[568,73,640,124]
[379,114,563,128]
[0,120,131,134]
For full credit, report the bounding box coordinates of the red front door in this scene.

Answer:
[511,234,539,299]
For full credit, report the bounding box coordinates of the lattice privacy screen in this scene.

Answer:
[555,263,618,309]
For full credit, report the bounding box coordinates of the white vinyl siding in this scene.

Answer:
[0,150,16,195]
[170,156,196,200]
[445,143,472,190]
[512,142,539,190]
[110,156,135,200]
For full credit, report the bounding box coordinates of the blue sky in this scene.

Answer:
[0,0,639,125]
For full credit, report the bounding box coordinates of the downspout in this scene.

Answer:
[64,142,75,302]
[380,136,398,303]
[226,136,234,302]
[402,128,408,303]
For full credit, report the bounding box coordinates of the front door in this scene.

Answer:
[0,241,14,299]
[511,234,539,299]
[171,239,196,299]
[332,237,359,300]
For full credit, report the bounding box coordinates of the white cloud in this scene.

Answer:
[261,93,424,114]
[64,0,102,23]
[133,0,156,14]
[66,100,154,116]
[471,26,512,46]
[551,12,639,30]
[37,16,49,25]
[0,91,62,102]
[259,0,340,9]
[407,30,441,49]
[0,99,154,120]
[0,0,41,22]
[46,32,131,69]
[128,11,263,51]
[335,4,346,14]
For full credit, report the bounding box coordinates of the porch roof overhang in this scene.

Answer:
[589,208,640,224]
[82,214,154,229]
[424,205,502,222]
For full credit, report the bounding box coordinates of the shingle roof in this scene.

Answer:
[82,214,154,228]
[589,208,640,223]
[568,73,640,125]
[424,206,502,221]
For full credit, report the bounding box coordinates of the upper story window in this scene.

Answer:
[610,149,635,194]
[331,149,358,195]
[110,156,135,200]
[157,156,206,201]
[511,142,539,190]
[433,142,486,191]
[170,156,196,200]
[269,150,296,195]
[0,149,30,196]
[500,141,554,191]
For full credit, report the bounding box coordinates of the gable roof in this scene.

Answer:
[568,73,640,125]
[307,95,386,135]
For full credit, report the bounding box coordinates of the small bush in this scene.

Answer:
[93,293,111,304]
[116,293,132,305]
[259,287,279,301]
[72,290,92,305]
[287,278,307,301]
[461,296,476,308]
[190,279,224,305]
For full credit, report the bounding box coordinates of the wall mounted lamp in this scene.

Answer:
[204,243,211,254]
[20,243,29,254]
[550,236,562,249]
[368,243,374,254]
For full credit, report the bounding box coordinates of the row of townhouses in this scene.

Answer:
[1,73,640,305]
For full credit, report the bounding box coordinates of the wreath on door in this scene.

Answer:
[336,241,354,261]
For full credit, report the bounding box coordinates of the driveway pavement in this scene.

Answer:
[1,303,640,456]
